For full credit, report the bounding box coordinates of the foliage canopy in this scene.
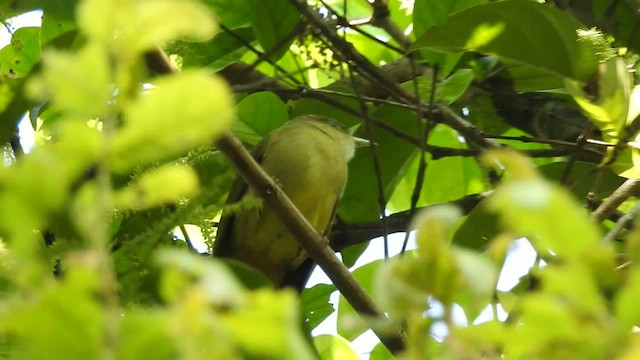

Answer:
[1,0,640,359]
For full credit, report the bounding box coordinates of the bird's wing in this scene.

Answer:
[213,139,269,257]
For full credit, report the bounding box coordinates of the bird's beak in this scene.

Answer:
[353,137,371,148]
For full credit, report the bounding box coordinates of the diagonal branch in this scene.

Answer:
[591,179,640,223]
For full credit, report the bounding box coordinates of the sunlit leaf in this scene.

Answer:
[412,0,598,81]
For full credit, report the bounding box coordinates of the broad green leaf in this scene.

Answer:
[399,69,474,105]
[78,0,216,56]
[413,0,489,34]
[340,242,368,269]
[388,0,413,33]
[112,71,235,172]
[412,0,598,81]
[539,264,607,315]
[313,334,360,360]
[615,267,640,331]
[346,31,398,66]
[113,164,199,210]
[119,310,176,360]
[628,85,640,124]
[201,0,252,29]
[611,147,640,179]
[222,290,318,360]
[0,27,41,77]
[375,255,431,319]
[289,86,363,128]
[451,202,500,250]
[505,62,566,93]
[437,68,475,104]
[341,105,420,222]
[388,124,486,213]
[35,43,111,117]
[167,27,254,70]
[566,57,632,139]
[370,342,394,360]
[1,264,104,359]
[235,91,288,146]
[0,76,30,144]
[301,284,336,330]
[412,0,487,75]
[248,0,298,61]
[484,150,601,259]
[324,0,371,19]
[40,1,79,46]
[538,161,626,199]
[451,247,497,320]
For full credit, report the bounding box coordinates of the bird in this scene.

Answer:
[214,114,367,290]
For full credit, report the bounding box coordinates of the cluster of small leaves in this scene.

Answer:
[372,151,640,359]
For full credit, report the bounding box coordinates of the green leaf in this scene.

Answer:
[324,0,371,19]
[538,161,626,199]
[452,202,500,250]
[451,247,497,320]
[119,310,176,360]
[566,57,632,139]
[437,68,475,104]
[369,342,394,360]
[41,0,80,46]
[412,0,598,81]
[235,91,288,146]
[485,151,602,259]
[399,69,475,105]
[0,76,30,144]
[301,284,336,330]
[290,86,363,127]
[615,267,640,331]
[0,27,41,77]
[113,164,199,210]
[412,0,487,74]
[413,0,489,35]
[341,106,420,222]
[248,0,298,61]
[388,124,486,213]
[313,334,360,360]
[112,71,235,172]
[36,43,111,117]
[201,0,252,29]
[340,242,368,269]
[505,62,566,93]
[167,27,254,70]
[78,0,217,55]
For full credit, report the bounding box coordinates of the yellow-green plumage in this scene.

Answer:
[214,115,360,288]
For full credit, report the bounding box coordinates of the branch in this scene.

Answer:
[369,0,412,50]
[9,135,24,157]
[591,179,640,223]
[143,48,407,354]
[331,192,492,251]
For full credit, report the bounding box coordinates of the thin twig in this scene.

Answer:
[602,203,640,243]
[347,63,390,259]
[369,0,412,50]
[9,135,24,157]
[331,191,492,250]
[591,179,640,223]
[179,224,197,252]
